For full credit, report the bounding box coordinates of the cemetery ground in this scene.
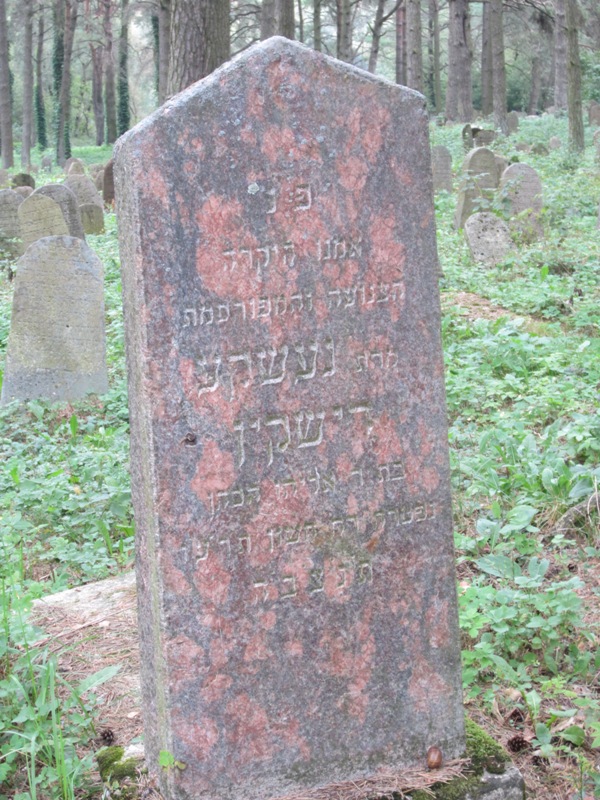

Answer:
[0,116,599,799]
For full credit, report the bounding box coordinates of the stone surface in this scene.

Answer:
[506,111,519,135]
[530,142,549,156]
[1,235,108,403]
[548,136,562,150]
[462,124,474,151]
[18,192,69,250]
[494,156,509,185]
[42,155,53,171]
[64,174,103,208]
[464,212,513,267]
[454,147,498,229]
[431,145,452,192]
[80,202,105,234]
[103,159,115,206]
[12,172,36,189]
[0,188,24,257]
[499,162,543,239]
[67,160,86,175]
[0,168,9,187]
[515,142,530,153]
[14,185,33,199]
[35,184,86,240]
[465,767,526,800]
[95,168,105,191]
[474,129,496,147]
[589,101,600,126]
[64,156,85,173]
[115,37,464,800]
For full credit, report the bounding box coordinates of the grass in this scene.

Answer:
[0,121,599,798]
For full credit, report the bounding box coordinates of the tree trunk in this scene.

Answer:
[278,0,294,38]
[445,0,472,122]
[91,45,105,145]
[336,0,352,62]
[528,53,541,114]
[158,0,170,104]
[314,0,322,50]
[481,0,492,116]
[55,0,78,165]
[369,0,387,73]
[0,0,13,167]
[261,0,276,38]
[490,0,507,133]
[105,0,117,143]
[427,0,441,112]
[35,7,47,150]
[118,0,130,135]
[167,0,230,96]
[396,1,406,84]
[406,0,422,92]
[565,0,584,151]
[21,0,34,167]
[297,0,303,41]
[554,0,567,110]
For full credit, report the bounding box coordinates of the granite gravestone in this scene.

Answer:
[0,188,24,257]
[454,147,498,229]
[1,236,108,403]
[18,193,69,250]
[506,111,519,135]
[115,38,465,800]
[14,186,33,199]
[500,162,543,240]
[474,129,495,147]
[80,202,105,234]
[431,145,452,193]
[103,159,115,207]
[464,212,513,267]
[64,174,104,208]
[35,184,86,240]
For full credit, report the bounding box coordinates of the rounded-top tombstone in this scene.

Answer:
[500,162,543,237]
[34,184,86,240]
[114,37,465,800]
[18,192,69,250]
[454,147,498,229]
[0,188,25,257]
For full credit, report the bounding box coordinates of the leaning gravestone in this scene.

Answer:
[115,37,465,800]
[14,186,33,199]
[103,159,115,206]
[500,162,543,240]
[1,236,108,403]
[454,147,498,229]
[0,188,24,257]
[65,174,103,208]
[18,192,69,250]
[431,145,452,192]
[506,111,519,135]
[35,184,86,240]
[80,202,105,234]
[464,212,513,267]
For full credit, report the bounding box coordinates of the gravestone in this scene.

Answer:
[35,184,86,240]
[64,157,85,173]
[64,174,104,208]
[14,186,33,199]
[462,123,473,151]
[0,168,9,187]
[431,145,452,192]
[500,162,543,240]
[115,37,465,800]
[95,169,105,191]
[474,129,495,147]
[0,188,24,257]
[548,136,562,150]
[531,142,549,156]
[67,160,86,175]
[494,155,509,184]
[12,173,35,189]
[515,142,530,153]
[589,101,600,126]
[80,202,105,234]
[464,212,513,267]
[454,147,498,229]
[42,155,53,171]
[18,192,69,250]
[103,159,115,206]
[1,236,108,403]
[506,111,519,134]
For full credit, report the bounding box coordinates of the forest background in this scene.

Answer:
[1,0,600,170]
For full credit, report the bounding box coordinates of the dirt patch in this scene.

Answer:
[442,291,518,322]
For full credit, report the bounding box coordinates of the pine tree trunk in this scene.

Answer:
[369,0,386,73]
[396,2,406,84]
[35,8,47,150]
[565,0,584,151]
[554,0,567,110]
[0,0,13,167]
[278,0,294,38]
[262,0,276,38]
[158,0,170,104]
[105,0,117,143]
[445,0,472,122]
[528,53,541,114]
[490,0,507,133]
[167,0,230,96]
[336,0,352,62]
[55,0,78,165]
[427,0,441,112]
[21,0,34,167]
[481,0,492,116]
[91,45,105,145]
[297,0,303,41]
[406,0,422,92]
[314,0,322,50]
[117,0,130,135]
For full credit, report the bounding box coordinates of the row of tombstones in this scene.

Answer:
[0,160,111,404]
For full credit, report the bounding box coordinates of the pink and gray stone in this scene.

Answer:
[115,37,465,800]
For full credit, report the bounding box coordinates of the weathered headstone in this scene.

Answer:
[94,168,105,191]
[464,212,513,267]
[1,236,108,403]
[18,192,69,250]
[454,147,499,229]
[115,37,465,800]
[67,160,87,176]
[462,123,473,151]
[64,174,104,208]
[0,168,9,187]
[531,142,549,156]
[500,162,543,240]
[42,155,53,172]
[64,157,85,174]
[35,184,86,240]
[515,142,530,153]
[14,186,33,199]
[0,188,24,257]
[474,129,496,147]
[103,159,115,207]
[494,155,509,184]
[506,111,519,135]
[12,173,36,189]
[548,136,562,150]
[80,202,105,234]
[431,145,452,192]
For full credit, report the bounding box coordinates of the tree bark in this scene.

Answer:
[427,0,441,112]
[490,0,507,133]
[104,0,117,143]
[554,0,567,110]
[158,0,170,104]
[336,0,352,62]
[118,0,130,135]
[278,0,294,38]
[21,0,34,166]
[481,0,492,116]
[406,0,422,92]
[296,0,303,41]
[528,53,541,114]
[565,0,583,151]
[314,0,322,50]
[167,0,230,96]
[445,0,472,122]
[261,0,276,38]
[55,0,78,165]
[396,1,406,84]
[91,45,105,145]
[35,7,47,150]
[0,0,12,167]
[369,0,387,73]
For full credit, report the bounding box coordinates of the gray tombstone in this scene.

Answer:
[474,129,496,147]
[14,186,33,199]
[34,184,86,240]
[464,212,514,267]
[506,111,519,135]
[42,155,53,172]
[64,175,103,208]
[114,37,465,800]
[67,160,87,176]
[64,157,85,174]
[94,169,105,191]
[0,189,24,257]
[462,123,473,151]
[431,145,453,193]
[500,162,543,240]
[12,173,36,190]
[103,159,115,207]
[454,147,499,229]
[548,136,562,150]
[0,168,9,187]
[1,236,108,403]
[515,142,531,153]
[18,193,69,250]
[80,202,105,234]
[494,155,509,185]
[531,142,549,156]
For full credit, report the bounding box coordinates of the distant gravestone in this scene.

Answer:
[431,145,452,192]
[0,168,9,187]
[1,236,108,404]
[65,174,103,208]
[42,155,53,172]
[115,37,465,800]
[103,159,115,206]
[35,184,86,240]
[500,162,543,240]
[494,155,509,184]
[0,189,24,257]
[548,136,562,150]
[80,202,105,234]
[462,123,473,151]
[506,111,519,135]
[515,142,530,153]
[12,173,36,189]
[474,129,496,147]
[464,212,513,267]
[94,169,105,191]
[67,160,86,176]
[589,101,600,126]
[14,186,33,199]
[531,142,549,156]
[18,193,69,250]
[64,157,85,174]
[454,147,498,229]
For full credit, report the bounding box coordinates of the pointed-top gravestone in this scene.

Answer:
[114,37,465,800]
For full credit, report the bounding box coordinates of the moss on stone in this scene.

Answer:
[96,745,139,783]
